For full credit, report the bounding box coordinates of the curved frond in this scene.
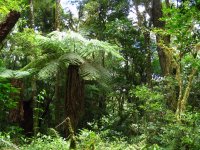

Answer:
[21,53,60,71]
[41,30,123,60]
[80,62,110,81]
[0,69,31,78]
[59,52,85,65]
[38,60,60,80]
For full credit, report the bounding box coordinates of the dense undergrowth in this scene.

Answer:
[1,109,200,150]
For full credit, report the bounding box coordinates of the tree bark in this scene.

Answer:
[32,76,39,136]
[55,0,61,31]
[144,31,152,86]
[0,10,20,43]
[54,69,64,127]
[152,0,171,76]
[176,68,197,120]
[65,65,84,132]
[29,0,35,29]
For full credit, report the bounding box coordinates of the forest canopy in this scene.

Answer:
[0,0,200,149]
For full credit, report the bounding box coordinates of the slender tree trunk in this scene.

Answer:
[176,68,197,120]
[29,0,37,136]
[54,69,63,126]
[32,76,39,136]
[144,31,152,86]
[29,0,35,29]
[54,0,64,130]
[135,1,152,86]
[55,0,61,31]
[65,65,84,132]
[0,11,20,43]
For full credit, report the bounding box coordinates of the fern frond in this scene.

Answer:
[59,52,85,65]
[80,62,110,81]
[21,53,60,71]
[38,60,60,80]
[42,31,122,59]
[80,62,100,80]
[84,39,123,59]
[0,69,31,78]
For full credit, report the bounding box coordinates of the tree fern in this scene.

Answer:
[42,30,123,59]
[0,68,30,78]
[38,60,60,80]
[0,30,122,81]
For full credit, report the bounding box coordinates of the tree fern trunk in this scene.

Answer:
[65,65,84,133]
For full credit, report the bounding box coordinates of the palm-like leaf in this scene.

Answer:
[20,30,122,80]
[38,60,60,80]
[59,52,85,65]
[0,69,31,78]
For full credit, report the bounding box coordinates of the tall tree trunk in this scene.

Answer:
[152,0,179,111]
[152,0,171,76]
[9,79,24,123]
[32,76,39,136]
[54,69,63,127]
[144,31,152,86]
[97,2,107,123]
[65,65,84,132]
[135,1,152,86]
[29,0,37,136]
[0,11,20,43]
[29,0,35,29]
[54,0,64,130]
[55,0,61,31]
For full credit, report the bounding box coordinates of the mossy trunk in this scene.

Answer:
[176,68,197,120]
[152,0,171,76]
[55,0,61,30]
[65,65,84,133]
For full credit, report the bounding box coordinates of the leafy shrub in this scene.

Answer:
[0,132,20,150]
[20,133,70,150]
[77,129,141,150]
[160,111,200,150]
[0,78,19,130]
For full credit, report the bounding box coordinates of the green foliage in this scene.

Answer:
[131,85,164,112]
[0,0,26,14]
[77,129,140,150]
[0,69,31,78]
[20,134,70,150]
[0,79,20,135]
[20,30,122,80]
[160,111,200,149]
[0,132,20,150]
[0,0,200,150]
[0,78,18,127]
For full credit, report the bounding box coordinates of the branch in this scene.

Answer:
[0,10,20,43]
